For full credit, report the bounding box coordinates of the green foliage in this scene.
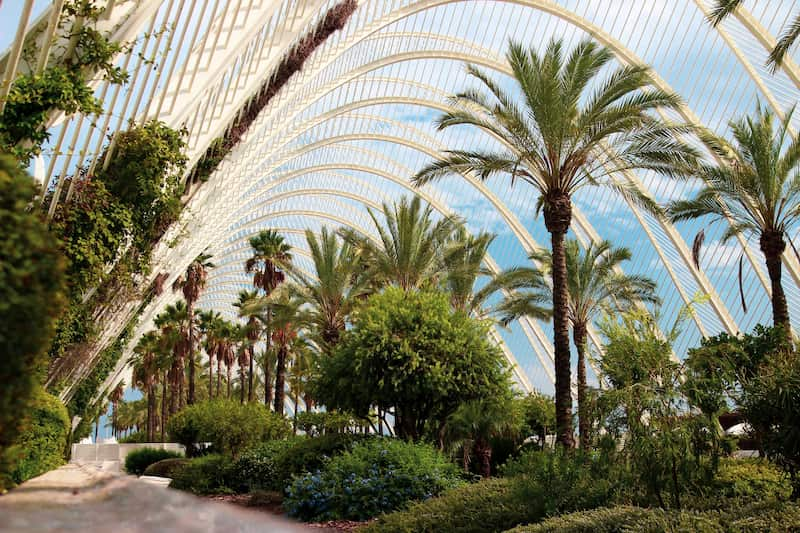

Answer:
[296,411,359,436]
[229,434,365,494]
[168,454,233,494]
[362,478,531,533]
[192,137,227,182]
[503,506,651,533]
[598,309,705,508]
[506,500,800,533]
[167,400,290,457]
[51,178,132,292]
[0,155,66,490]
[285,438,462,521]
[142,458,190,478]
[518,392,556,447]
[315,287,511,440]
[124,448,184,476]
[118,431,148,443]
[708,459,792,501]
[0,1,128,162]
[7,389,70,486]
[98,120,187,246]
[229,439,298,492]
[67,331,127,419]
[500,449,619,519]
[738,346,800,494]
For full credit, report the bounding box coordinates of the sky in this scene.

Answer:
[0,0,50,53]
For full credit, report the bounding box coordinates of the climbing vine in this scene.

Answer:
[0,0,129,163]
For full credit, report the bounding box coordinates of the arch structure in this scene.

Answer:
[5,0,800,398]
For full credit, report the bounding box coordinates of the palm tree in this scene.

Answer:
[172,253,214,405]
[287,337,315,433]
[445,396,522,478]
[268,293,303,415]
[293,227,369,350]
[132,331,161,441]
[340,195,461,291]
[109,382,125,439]
[246,230,293,405]
[218,321,237,399]
[441,227,499,314]
[505,240,659,449]
[198,310,223,400]
[413,38,696,446]
[155,301,191,413]
[234,290,261,402]
[669,105,800,334]
[709,1,799,71]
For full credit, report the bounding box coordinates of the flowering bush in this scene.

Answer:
[284,438,461,521]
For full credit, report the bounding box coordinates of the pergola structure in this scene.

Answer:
[3,0,800,402]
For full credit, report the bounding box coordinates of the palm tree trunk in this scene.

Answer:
[573,323,589,450]
[147,383,155,441]
[274,345,286,414]
[293,389,299,435]
[265,311,272,406]
[187,304,196,405]
[217,359,222,398]
[248,345,255,402]
[226,366,232,399]
[239,363,246,404]
[476,439,492,478]
[760,230,790,332]
[161,376,167,442]
[544,194,575,448]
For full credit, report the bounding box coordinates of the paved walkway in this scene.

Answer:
[0,463,323,532]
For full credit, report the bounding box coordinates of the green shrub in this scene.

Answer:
[169,454,232,494]
[363,478,531,533]
[124,448,183,476]
[142,458,189,478]
[503,506,651,533]
[501,449,619,517]
[708,458,792,501]
[0,155,66,490]
[229,439,298,492]
[285,438,462,521]
[229,434,364,494]
[504,500,800,533]
[8,389,70,485]
[118,431,148,443]
[296,411,358,436]
[167,399,290,457]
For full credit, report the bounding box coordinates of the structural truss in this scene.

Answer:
[4,0,800,397]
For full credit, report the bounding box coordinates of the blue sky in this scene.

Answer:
[0,1,50,52]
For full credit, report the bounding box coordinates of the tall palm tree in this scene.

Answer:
[293,227,369,350]
[287,337,315,433]
[155,301,191,413]
[709,1,799,71]
[413,38,696,446]
[246,230,293,405]
[669,105,800,334]
[268,293,303,415]
[132,331,161,441]
[340,195,461,291]
[109,382,125,439]
[502,240,659,449]
[198,310,223,400]
[172,252,214,405]
[234,290,261,402]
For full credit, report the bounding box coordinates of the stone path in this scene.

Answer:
[0,463,326,532]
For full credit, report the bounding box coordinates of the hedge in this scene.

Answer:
[124,448,183,476]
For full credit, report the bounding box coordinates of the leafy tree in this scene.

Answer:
[413,39,696,446]
[340,195,461,291]
[519,392,556,449]
[315,288,512,441]
[709,1,800,71]
[669,104,800,332]
[172,253,214,405]
[0,154,66,489]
